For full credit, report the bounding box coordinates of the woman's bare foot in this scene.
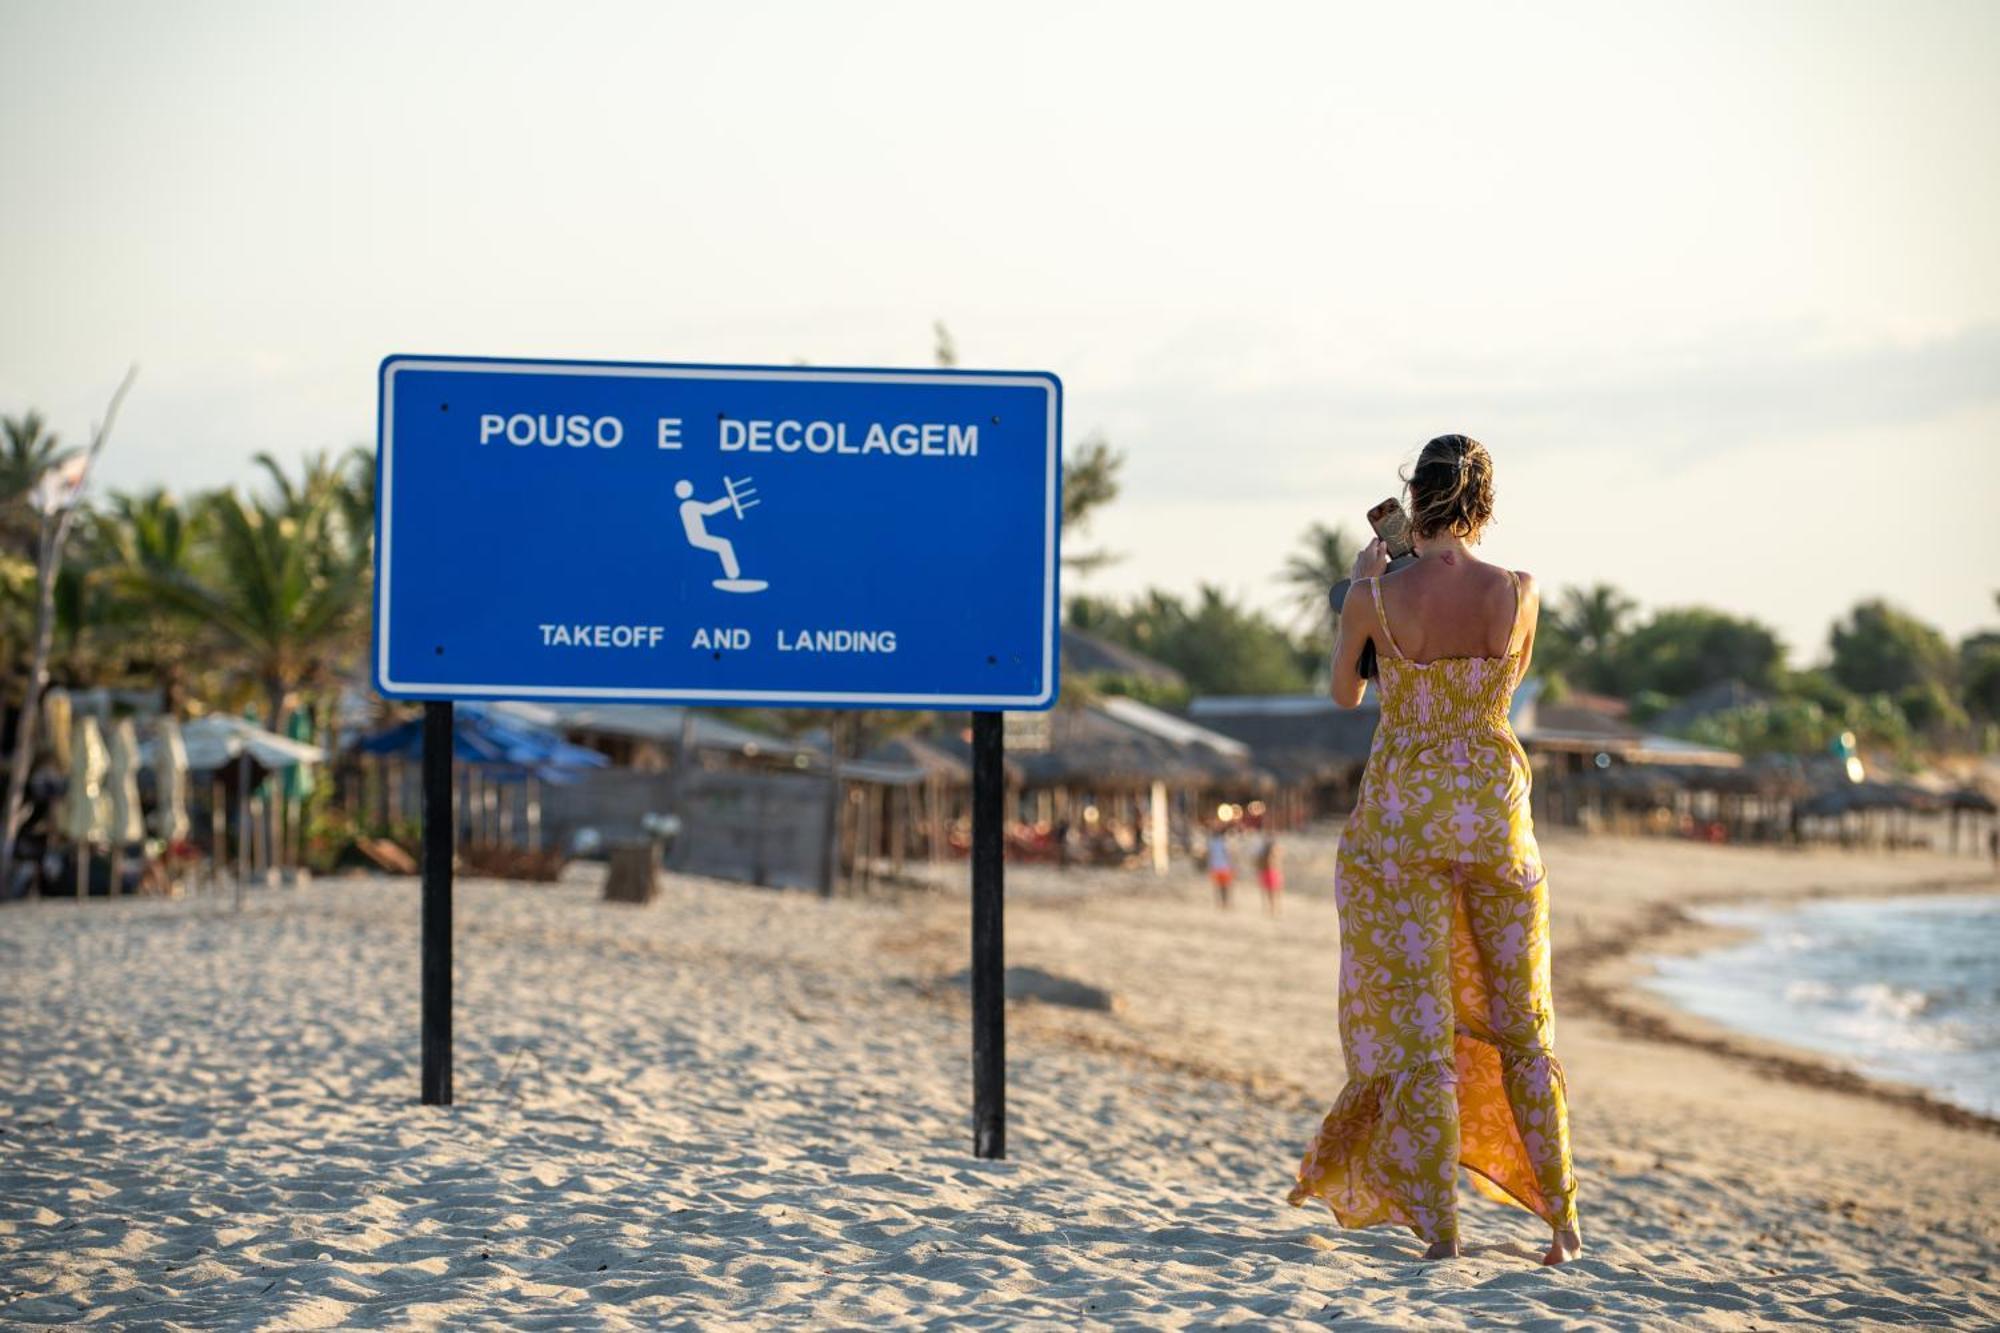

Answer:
[1541,1224,1582,1266]
[1422,1238,1461,1261]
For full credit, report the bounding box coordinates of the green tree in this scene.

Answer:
[130,459,366,726]
[1552,583,1636,693]
[0,413,79,559]
[1962,641,2000,724]
[1559,584,1636,658]
[1844,690,1916,759]
[1279,522,1359,639]
[1609,607,1785,698]
[1778,666,1855,715]
[1683,698,1840,756]
[1067,585,1309,696]
[1061,430,1124,574]
[1828,599,1955,696]
[93,488,203,713]
[1896,680,1967,738]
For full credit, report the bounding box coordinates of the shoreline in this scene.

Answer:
[902,832,2000,1141]
[1568,873,2000,1138]
[966,888,2000,1139]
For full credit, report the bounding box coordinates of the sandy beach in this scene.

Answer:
[4,832,1998,1329]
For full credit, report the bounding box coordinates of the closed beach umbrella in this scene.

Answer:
[283,708,317,802]
[105,718,146,845]
[42,688,72,772]
[63,716,110,844]
[152,717,192,842]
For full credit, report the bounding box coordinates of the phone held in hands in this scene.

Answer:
[1366,497,1415,560]
[1328,496,1420,681]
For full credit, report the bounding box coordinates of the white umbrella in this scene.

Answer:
[105,718,146,845]
[152,717,192,842]
[147,714,327,773]
[63,716,110,844]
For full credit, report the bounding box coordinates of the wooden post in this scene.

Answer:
[891,786,906,877]
[971,709,1005,1159]
[421,701,454,1106]
[819,719,843,897]
[209,776,224,896]
[927,775,945,864]
[234,752,249,908]
[667,707,694,866]
[527,775,542,852]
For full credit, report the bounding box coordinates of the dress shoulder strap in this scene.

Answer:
[1366,576,1405,660]
[1505,570,1530,654]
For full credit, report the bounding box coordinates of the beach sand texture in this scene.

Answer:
[3,833,1997,1329]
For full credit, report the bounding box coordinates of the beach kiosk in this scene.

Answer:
[373,355,1061,1159]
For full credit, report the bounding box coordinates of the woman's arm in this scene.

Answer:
[1329,538,1391,708]
[1514,571,1541,677]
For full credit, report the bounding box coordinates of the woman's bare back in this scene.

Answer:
[1376,557,1536,664]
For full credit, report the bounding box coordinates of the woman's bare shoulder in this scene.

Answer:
[1340,576,1382,627]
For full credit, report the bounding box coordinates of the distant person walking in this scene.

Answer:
[1255,832,1284,914]
[1288,435,1581,1267]
[1206,828,1235,907]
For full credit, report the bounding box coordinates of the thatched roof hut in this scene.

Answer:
[493,701,819,768]
[858,735,981,786]
[1187,695,1380,784]
[923,700,1263,793]
[1060,628,1187,691]
[1947,786,1998,814]
[1794,780,1946,818]
[1649,679,1769,735]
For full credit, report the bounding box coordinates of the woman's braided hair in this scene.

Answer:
[1402,434,1494,541]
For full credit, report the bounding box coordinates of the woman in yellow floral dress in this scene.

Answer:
[1289,435,1582,1265]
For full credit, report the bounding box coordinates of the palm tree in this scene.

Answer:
[1558,584,1636,658]
[132,464,366,727]
[1,413,78,561]
[1280,522,1360,633]
[1554,583,1636,693]
[0,413,78,499]
[95,489,202,714]
[1061,431,1124,575]
[333,445,375,570]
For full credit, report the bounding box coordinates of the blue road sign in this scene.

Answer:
[374,355,1062,709]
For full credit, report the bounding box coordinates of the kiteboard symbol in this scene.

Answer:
[675,476,769,593]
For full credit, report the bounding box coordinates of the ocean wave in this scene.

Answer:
[1643,892,1999,1118]
[1849,981,1931,1021]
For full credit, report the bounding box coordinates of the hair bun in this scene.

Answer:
[1403,434,1494,540]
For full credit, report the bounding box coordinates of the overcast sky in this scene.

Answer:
[3,0,1996,664]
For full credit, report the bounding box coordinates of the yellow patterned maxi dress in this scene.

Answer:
[1288,572,1578,1248]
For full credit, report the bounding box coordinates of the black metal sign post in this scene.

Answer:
[970,710,1006,1159]
[421,700,454,1105]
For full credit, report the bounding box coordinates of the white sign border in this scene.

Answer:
[375,356,1062,710]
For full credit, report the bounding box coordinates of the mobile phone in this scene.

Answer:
[1366,498,1415,560]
